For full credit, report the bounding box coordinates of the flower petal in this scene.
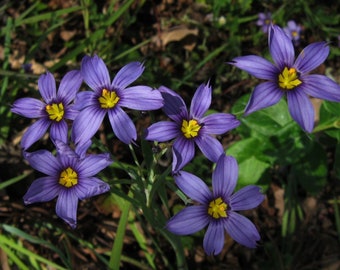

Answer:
[81,55,111,92]
[50,120,68,144]
[23,176,61,204]
[74,177,110,200]
[64,105,79,120]
[244,81,284,115]
[159,86,187,122]
[174,171,211,204]
[212,155,238,199]
[11,98,45,118]
[24,149,60,175]
[230,185,265,211]
[144,121,179,141]
[72,105,106,145]
[75,140,92,159]
[54,140,78,158]
[190,83,211,118]
[286,89,314,132]
[201,113,240,134]
[38,72,57,103]
[195,135,224,163]
[203,221,225,255]
[73,91,97,111]
[166,205,209,235]
[224,212,260,248]
[57,70,83,104]
[294,42,329,74]
[172,137,195,172]
[301,74,340,102]
[78,153,112,177]
[269,24,295,69]
[56,189,79,229]
[108,106,136,144]
[112,61,144,89]
[21,118,50,150]
[230,55,278,80]
[118,86,164,110]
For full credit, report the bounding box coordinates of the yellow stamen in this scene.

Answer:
[59,167,78,188]
[98,89,120,109]
[208,197,228,219]
[45,103,64,122]
[278,67,302,90]
[181,119,201,139]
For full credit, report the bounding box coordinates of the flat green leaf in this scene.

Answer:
[290,143,327,194]
[227,137,273,164]
[232,94,294,137]
[236,155,271,188]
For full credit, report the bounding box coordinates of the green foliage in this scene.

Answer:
[2,0,340,269]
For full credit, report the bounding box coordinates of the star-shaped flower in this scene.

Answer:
[166,154,264,255]
[11,70,82,149]
[145,83,240,172]
[72,55,163,145]
[230,24,340,132]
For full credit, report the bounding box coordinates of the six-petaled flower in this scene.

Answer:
[11,70,82,150]
[256,12,272,33]
[166,154,265,255]
[283,20,302,45]
[71,55,164,145]
[145,83,240,173]
[230,24,340,132]
[23,140,112,228]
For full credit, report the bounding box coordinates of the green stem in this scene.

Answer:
[108,197,131,270]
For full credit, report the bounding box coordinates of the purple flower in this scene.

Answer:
[230,24,340,132]
[23,140,112,228]
[283,20,302,45]
[71,55,164,145]
[11,70,82,150]
[145,83,240,173]
[256,12,272,33]
[166,154,264,255]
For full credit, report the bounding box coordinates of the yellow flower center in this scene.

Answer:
[45,103,64,122]
[278,67,302,90]
[98,89,120,109]
[208,197,228,219]
[59,167,78,188]
[181,119,201,139]
[292,31,298,37]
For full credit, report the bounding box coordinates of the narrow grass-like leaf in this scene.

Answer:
[0,172,31,190]
[175,43,228,88]
[2,224,70,268]
[0,239,29,270]
[0,234,67,270]
[105,0,135,27]
[128,212,156,269]
[109,196,131,270]
[14,6,82,26]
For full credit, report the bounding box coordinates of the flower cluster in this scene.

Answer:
[11,55,164,228]
[12,22,339,256]
[257,13,302,45]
